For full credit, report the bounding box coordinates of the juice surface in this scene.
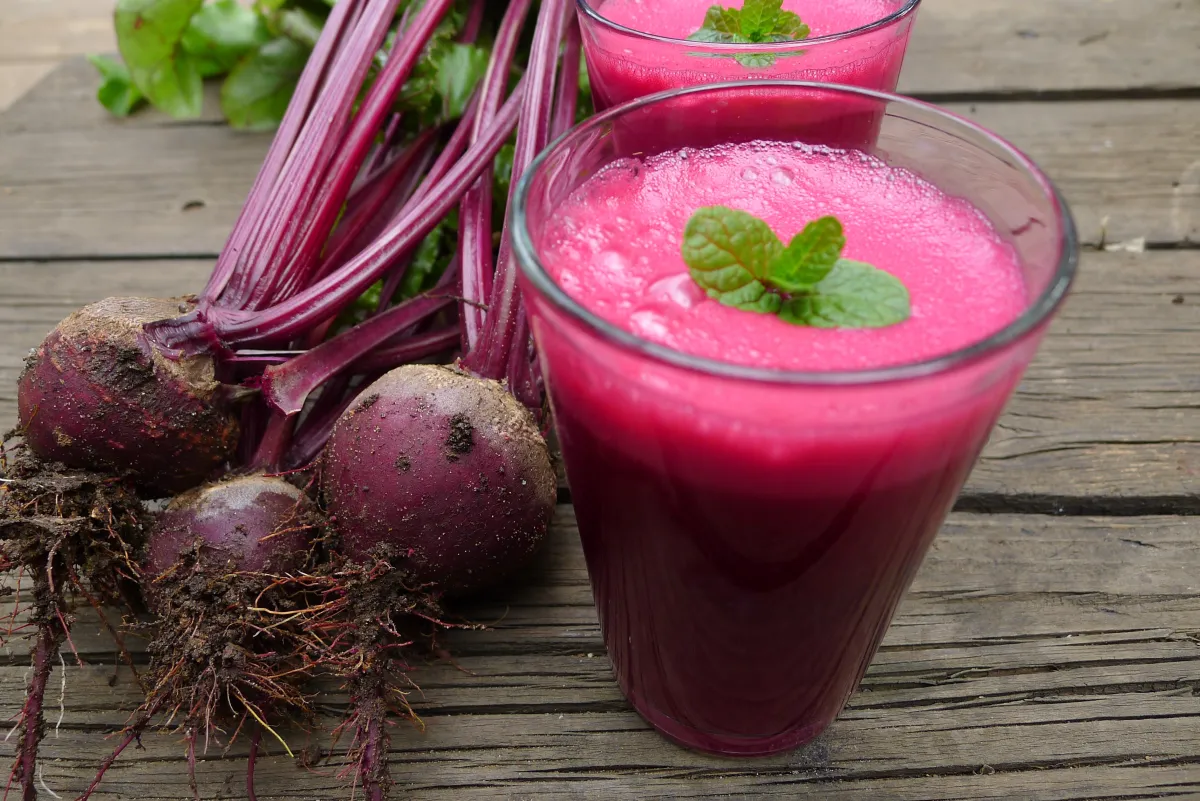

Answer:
[531,139,1033,755]
[595,0,900,41]
[581,0,917,108]
[542,141,1027,372]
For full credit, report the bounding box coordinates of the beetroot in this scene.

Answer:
[322,364,556,594]
[82,475,318,800]
[146,475,310,577]
[17,298,238,494]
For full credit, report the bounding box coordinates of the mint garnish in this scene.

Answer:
[686,0,810,69]
[682,206,911,329]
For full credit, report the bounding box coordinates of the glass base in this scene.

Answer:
[631,695,832,757]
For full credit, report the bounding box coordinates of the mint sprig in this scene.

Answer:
[686,0,810,69]
[682,206,911,329]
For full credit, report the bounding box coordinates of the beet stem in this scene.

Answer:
[459,0,486,43]
[352,327,460,374]
[262,0,457,308]
[263,293,455,416]
[200,0,357,305]
[248,412,296,471]
[458,0,535,354]
[223,0,406,312]
[551,11,583,138]
[146,86,523,354]
[317,130,439,286]
[464,0,570,380]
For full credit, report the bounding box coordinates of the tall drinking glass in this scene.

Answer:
[578,0,922,109]
[513,83,1077,757]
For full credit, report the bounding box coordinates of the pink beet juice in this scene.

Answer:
[578,0,921,109]
[514,84,1077,756]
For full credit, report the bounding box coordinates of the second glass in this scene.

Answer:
[578,0,922,109]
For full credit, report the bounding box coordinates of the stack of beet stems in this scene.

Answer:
[11,0,578,798]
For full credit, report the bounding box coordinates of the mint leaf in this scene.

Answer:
[687,0,809,68]
[114,0,205,119]
[739,0,781,41]
[686,6,743,42]
[779,259,911,328]
[88,54,145,117]
[683,208,911,329]
[773,10,809,39]
[220,36,308,130]
[734,52,776,69]
[181,0,269,78]
[767,216,845,293]
[682,206,783,314]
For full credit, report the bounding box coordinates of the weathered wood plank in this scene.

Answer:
[0,511,1197,798]
[2,251,1196,505]
[966,249,1200,507]
[0,0,114,64]
[1,57,1198,258]
[899,0,1200,97]
[0,62,55,112]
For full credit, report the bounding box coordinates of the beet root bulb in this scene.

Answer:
[146,474,312,578]
[83,475,318,800]
[321,364,556,594]
[17,297,239,494]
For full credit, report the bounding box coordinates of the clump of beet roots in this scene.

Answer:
[284,549,461,801]
[322,364,556,596]
[17,298,239,495]
[82,475,319,801]
[0,444,146,801]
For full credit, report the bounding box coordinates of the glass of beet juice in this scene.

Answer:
[512,83,1078,758]
[577,0,922,109]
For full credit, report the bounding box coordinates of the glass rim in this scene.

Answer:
[576,0,923,52]
[511,81,1079,387]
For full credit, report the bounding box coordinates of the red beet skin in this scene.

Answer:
[321,364,557,595]
[146,475,311,577]
[17,298,239,494]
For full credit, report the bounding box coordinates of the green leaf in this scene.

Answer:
[114,0,205,119]
[767,216,845,293]
[219,36,309,130]
[275,7,324,49]
[686,5,741,42]
[779,259,911,328]
[401,212,456,299]
[434,43,490,119]
[681,206,783,313]
[735,51,777,69]
[687,0,809,68]
[774,10,810,39]
[739,0,782,41]
[88,54,145,117]
[181,0,269,78]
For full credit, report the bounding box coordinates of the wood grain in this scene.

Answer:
[0,0,114,64]
[2,61,1199,260]
[0,510,1196,799]
[899,0,1200,98]
[2,251,1196,507]
[0,62,55,112]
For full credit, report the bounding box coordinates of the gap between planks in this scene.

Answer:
[0,509,1197,799]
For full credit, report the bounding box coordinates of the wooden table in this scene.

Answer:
[2,2,1199,798]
